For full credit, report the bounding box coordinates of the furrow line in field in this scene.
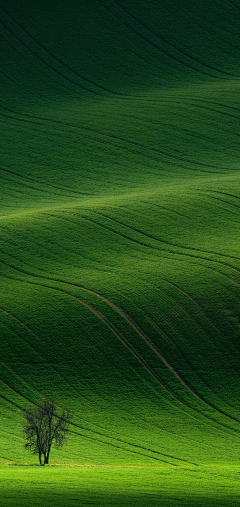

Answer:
[93,211,240,264]
[0,308,102,409]
[69,421,192,465]
[0,390,26,412]
[163,280,240,400]
[0,111,42,125]
[146,318,229,416]
[0,265,186,404]
[3,269,204,422]
[2,267,240,435]
[0,377,20,396]
[209,190,240,201]
[0,307,44,344]
[69,428,176,465]
[0,19,101,97]
[1,280,213,455]
[1,231,240,306]
[0,167,92,198]
[113,310,240,421]
[1,237,239,315]
[194,103,240,121]
[0,6,124,96]
[65,279,240,424]
[63,297,183,402]
[132,325,240,424]
[143,202,190,220]
[38,287,240,432]
[0,378,179,466]
[147,300,240,416]
[0,376,32,405]
[206,194,240,213]
[0,394,23,412]
[1,38,87,101]
[96,0,229,79]
[0,172,75,199]
[196,99,240,116]
[0,276,185,413]
[110,0,236,77]
[0,103,226,173]
[145,318,173,347]
[36,121,222,172]
[7,130,205,176]
[225,0,240,12]
[158,277,240,361]
[0,307,117,414]
[48,291,240,432]
[0,165,93,196]
[165,282,205,311]
[204,196,240,213]
[1,246,239,367]
[81,215,160,251]
[72,401,231,456]
[38,271,240,425]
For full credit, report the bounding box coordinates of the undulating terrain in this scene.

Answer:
[1,0,240,504]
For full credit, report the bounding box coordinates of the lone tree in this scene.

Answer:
[24,398,70,465]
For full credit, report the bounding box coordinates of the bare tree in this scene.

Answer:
[24,398,70,465]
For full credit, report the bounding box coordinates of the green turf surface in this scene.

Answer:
[1,465,240,507]
[1,0,240,503]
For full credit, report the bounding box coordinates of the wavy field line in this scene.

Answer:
[0,166,92,197]
[209,190,240,202]
[69,427,176,465]
[111,0,236,77]
[2,228,240,313]
[1,19,102,97]
[0,373,179,464]
[0,5,124,96]
[0,101,229,174]
[92,211,240,265]
[96,0,229,79]
[0,307,46,347]
[65,296,181,401]
[1,271,205,427]
[69,420,194,466]
[0,374,33,405]
[225,0,240,12]
[2,264,240,436]
[194,103,240,122]
[5,259,237,426]
[147,285,240,414]
[0,307,110,415]
[197,98,240,113]
[0,289,205,462]
[41,278,240,426]
[0,265,188,406]
[205,195,240,215]
[0,170,70,198]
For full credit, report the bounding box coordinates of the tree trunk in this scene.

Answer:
[44,452,49,465]
[39,453,42,466]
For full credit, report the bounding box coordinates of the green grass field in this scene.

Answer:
[1,465,240,507]
[1,0,240,504]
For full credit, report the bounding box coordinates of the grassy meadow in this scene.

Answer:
[1,465,240,507]
[1,0,240,504]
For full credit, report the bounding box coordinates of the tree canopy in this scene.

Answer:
[24,398,70,465]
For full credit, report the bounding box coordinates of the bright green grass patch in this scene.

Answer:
[0,465,240,507]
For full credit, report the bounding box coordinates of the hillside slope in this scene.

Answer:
[1,0,240,466]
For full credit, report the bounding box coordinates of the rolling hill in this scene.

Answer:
[1,0,240,471]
